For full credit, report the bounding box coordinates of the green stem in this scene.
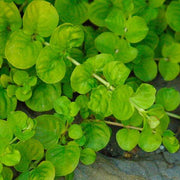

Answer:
[104,120,143,131]
[67,56,115,90]
[9,137,18,144]
[166,112,180,120]
[42,42,180,122]
[19,0,28,12]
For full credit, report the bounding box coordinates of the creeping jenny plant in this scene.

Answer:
[0,0,180,179]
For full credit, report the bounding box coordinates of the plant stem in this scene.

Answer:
[43,41,50,46]
[104,120,143,131]
[166,112,180,120]
[19,0,28,12]
[9,137,18,144]
[67,56,115,90]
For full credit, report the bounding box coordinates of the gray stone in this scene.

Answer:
[74,151,180,180]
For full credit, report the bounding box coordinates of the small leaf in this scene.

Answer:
[0,1,21,32]
[125,16,149,43]
[81,121,111,151]
[0,146,21,166]
[50,23,84,53]
[1,167,13,180]
[30,161,55,180]
[55,0,89,25]
[162,42,180,63]
[156,88,180,111]
[15,139,44,172]
[5,30,42,69]
[36,46,66,84]
[54,96,71,115]
[85,53,114,72]
[159,59,179,81]
[134,58,157,82]
[95,32,119,54]
[103,61,130,86]
[34,115,65,149]
[111,85,134,120]
[116,129,140,151]
[80,148,96,165]
[105,8,125,35]
[46,143,80,176]
[68,124,83,140]
[138,130,162,152]
[166,1,180,32]
[88,85,112,117]
[23,0,59,37]
[13,70,29,86]
[163,136,179,153]
[89,0,112,26]
[26,83,61,112]
[130,83,156,109]
[71,64,97,94]
[0,88,17,119]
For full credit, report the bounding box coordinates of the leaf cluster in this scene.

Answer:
[0,0,180,179]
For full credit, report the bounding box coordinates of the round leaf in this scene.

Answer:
[0,88,17,119]
[138,130,162,152]
[46,143,80,176]
[23,0,59,37]
[103,61,130,86]
[68,124,83,140]
[125,16,149,43]
[162,42,180,63]
[81,121,111,151]
[80,148,96,165]
[30,161,55,180]
[36,46,66,84]
[89,0,112,26]
[166,1,180,32]
[111,85,134,120]
[34,115,65,149]
[159,60,179,81]
[0,1,21,32]
[15,139,44,172]
[134,58,157,82]
[55,0,89,24]
[5,30,42,69]
[163,136,180,153]
[156,88,180,111]
[88,85,112,117]
[71,64,97,94]
[130,83,156,109]
[0,146,20,166]
[116,129,140,151]
[25,83,61,112]
[105,8,125,35]
[50,23,84,53]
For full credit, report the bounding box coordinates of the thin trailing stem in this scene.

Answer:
[19,0,28,12]
[67,56,115,90]
[42,42,180,122]
[9,137,18,144]
[166,112,180,120]
[104,120,143,131]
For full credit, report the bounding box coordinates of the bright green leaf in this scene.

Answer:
[116,129,140,151]
[5,30,42,69]
[156,88,180,111]
[23,0,59,37]
[111,85,134,120]
[80,148,96,165]
[46,143,80,176]
[36,46,66,84]
[81,121,111,151]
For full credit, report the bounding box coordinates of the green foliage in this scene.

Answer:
[0,0,179,179]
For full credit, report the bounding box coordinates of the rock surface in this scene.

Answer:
[74,150,180,180]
